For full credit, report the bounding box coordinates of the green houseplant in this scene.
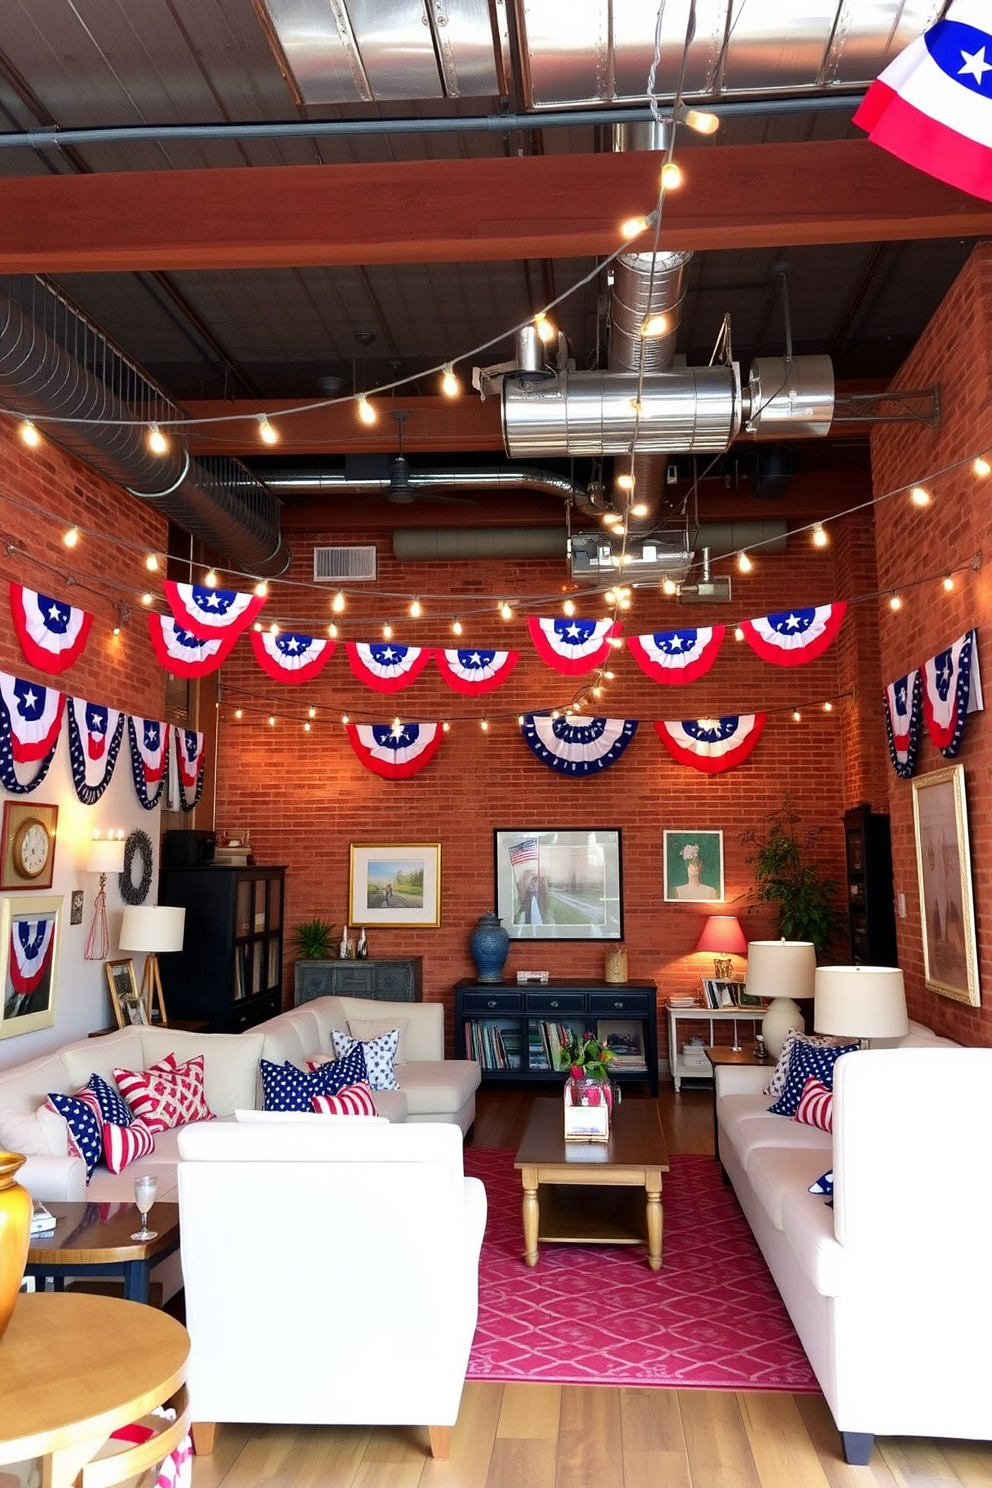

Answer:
[741,806,841,957]
[291,918,337,960]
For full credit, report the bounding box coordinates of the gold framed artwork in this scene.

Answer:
[105,958,148,1028]
[0,894,62,1039]
[0,800,58,890]
[349,843,442,928]
[912,764,980,1006]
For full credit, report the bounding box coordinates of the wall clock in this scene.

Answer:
[1,800,59,890]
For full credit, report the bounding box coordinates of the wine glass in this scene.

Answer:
[132,1174,158,1241]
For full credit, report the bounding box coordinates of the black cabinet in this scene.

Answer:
[294,958,422,1004]
[844,807,897,965]
[455,978,659,1096]
[158,865,286,1032]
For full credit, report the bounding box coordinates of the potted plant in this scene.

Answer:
[291,918,337,960]
[741,805,841,957]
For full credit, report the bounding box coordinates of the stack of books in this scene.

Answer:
[30,1198,56,1235]
[666,994,699,1008]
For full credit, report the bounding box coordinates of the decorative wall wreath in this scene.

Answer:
[119,828,154,905]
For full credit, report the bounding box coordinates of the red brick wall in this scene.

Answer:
[871,243,992,1045]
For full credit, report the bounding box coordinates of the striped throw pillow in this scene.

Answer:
[793,1075,833,1132]
[103,1116,156,1173]
[311,1081,379,1117]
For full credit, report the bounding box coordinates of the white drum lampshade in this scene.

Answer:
[745,939,816,1058]
[119,905,186,1023]
[814,965,908,1045]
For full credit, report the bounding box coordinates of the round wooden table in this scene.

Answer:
[0,1292,189,1488]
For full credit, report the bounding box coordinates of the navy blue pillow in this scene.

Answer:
[46,1091,104,1178]
[768,1041,859,1117]
[87,1072,134,1127]
[809,1168,834,1208]
[260,1047,368,1111]
[315,1044,368,1095]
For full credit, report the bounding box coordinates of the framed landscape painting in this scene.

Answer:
[494,828,623,940]
[0,894,62,1039]
[912,764,980,1006]
[349,843,441,928]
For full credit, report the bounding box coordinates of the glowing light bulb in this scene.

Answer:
[641,312,670,337]
[910,485,932,506]
[662,577,677,596]
[812,524,829,548]
[441,365,460,398]
[499,602,513,621]
[303,721,311,732]
[451,618,463,636]
[409,598,422,618]
[823,701,833,712]
[268,622,279,636]
[205,570,218,588]
[62,527,79,549]
[308,706,316,719]
[442,721,451,732]
[332,591,346,613]
[254,581,268,598]
[616,472,635,492]
[943,574,955,592]
[604,589,616,605]
[734,626,745,641]
[328,622,338,638]
[145,553,159,571]
[737,551,753,574]
[341,713,350,724]
[147,424,168,455]
[382,622,393,640]
[480,718,489,732]
[357,396,376,426]
[268,715,276,727]
[974,456,991,477]
[562,598,576,616]
[534,312,556,345]
[684,108,720,135]
[252,621,263,632]
[889,593,902,611]
[141,592,153,606]
[661,160,683,190]
[608,636,623,649]
[792,709,802,722]
[257,414,278,445]
[620,215,650,239]
[19,420,40,448]
[592,686,603,698]
[234,708,243,720]
[630,502,648,517]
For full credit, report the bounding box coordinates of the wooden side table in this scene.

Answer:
[703,1046,772,1161]
[25,1201,180,1304]
[0,1292,189,1488]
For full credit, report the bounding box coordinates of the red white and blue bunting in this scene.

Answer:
[163,580,266,641]
[127,716,170,810]
[9,585,93,675]
[626,626,725,684]
[0,674,63,793]
[251,629,336,684]
[345,721,444,779]
[173,727,206,812]
[66,698,125,805]
[922,629,983,757]
[434,647,519,695]
[882,670,922,779]
[8,914,56,997]
[741,603,846,667]
[520,715,638,775]
[346,642,432,693]
[147,614,238,677]
[654,714,767,774]
[526,616,621,674]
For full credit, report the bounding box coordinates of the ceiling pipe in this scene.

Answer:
[261,465,591,503]
[392,520,787,562]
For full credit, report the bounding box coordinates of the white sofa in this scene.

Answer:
[177,1119,486,1458]
[714,1021,992,1463]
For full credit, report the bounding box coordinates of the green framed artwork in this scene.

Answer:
[663,830,724,903]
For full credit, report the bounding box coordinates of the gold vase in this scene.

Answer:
[0,1150,32,1342]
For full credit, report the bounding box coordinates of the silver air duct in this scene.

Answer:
[392,519,787,563]
[260,465,590,504]
[0,278,290,577]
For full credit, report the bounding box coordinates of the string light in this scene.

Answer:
[630,501,648,517]
[356,395,376,426]
[451,618,463,636]
[308,706,316,719]
[792,708,802,722]
[661,160,683,190]
[332,591,346,613]
[252,621,263,632]
[409,598,422,618]
[439,363,461,397]
[562,598,576,616]
[910,485,932,506]
[303,721,311,732]
[608,637,623,650]
[737,551,753,574]
[145,553,159,571]
[382,621,393,640]
[640,312,670,337]
[62,526,79,548]
[823,701,833,712]
[620,215,650,239]
[662,577,677,596]
[257,414,278,445]
[254,581,268,598]
[328,622,338,638]
[268,715,276,727]
[480,718,489,731]
[499,602,513,620]
[812,524,829,548]
[683,108,720,135]
[442,721,451,732]
[141,592,153,605]
[533,312,556,345]
[268,621,279,635]
[19,420,40,448]
[889,593,903,611]
[943,574,955,592]
[341,713,349,724]
[204,570,218,587]
[234,708,243,720]
[974,456,991,477]
[734,626,745,641]
[147,424,168,455]
[616,472,635,492]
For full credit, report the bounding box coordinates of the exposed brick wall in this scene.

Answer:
[871,242,992,1045]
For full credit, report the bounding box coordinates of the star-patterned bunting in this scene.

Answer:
[346,641,432,692]
[434,647,519,694]
[251,629,336,684]
[345,721,444,778]
[626,626,725,684]
[741,604,846,667]
[882,670,922,779]
[127,716,170,809]
[527,616,621,674]
[9,584,94,675]
[66,698,125,804]
[520,715,638,775]
[654,714,766,774]
[147,614,238,677]
[163,580,266,640]
[922,630,983,756]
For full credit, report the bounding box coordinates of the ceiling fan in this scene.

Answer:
[385,411,480,505]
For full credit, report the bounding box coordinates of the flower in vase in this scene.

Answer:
[558,1030,615,1081]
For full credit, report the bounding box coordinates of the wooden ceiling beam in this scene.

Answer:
[184,395,503,455]
[1,141,991,274]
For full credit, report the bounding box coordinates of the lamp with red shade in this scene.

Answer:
[695,915,748,979]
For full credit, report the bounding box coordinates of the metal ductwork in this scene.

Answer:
[0,278,290,578]
[392,520,787,563]
[260,464,593,505]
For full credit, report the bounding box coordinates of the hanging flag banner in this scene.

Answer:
[654,714,767,774]
[521,715,639,775]
[127,716,170,810]
[346,641,432,692]
[0,674,63,794]
[526,616,621,675]
[8,915,56,998]
[147,614,238,677]
[626,626,725,684]
[345,721,444,779]
[163,580,266,640]
[922,629,984,756]
[853,4,992,205]
[9,584,94,675]
[66,698,124,804]
[741,603,846,667]
[173,726,206,811]
[251,629,336,684]
[435,647,519,695]
[882,669,922,778]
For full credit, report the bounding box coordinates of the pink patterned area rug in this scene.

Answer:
[464,1148,819,1392]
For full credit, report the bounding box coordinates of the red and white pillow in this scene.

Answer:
[114,1053,214,1133]
[311,1081,379,1117]
[103,1116,157,1174]
[793,1076,834,1132]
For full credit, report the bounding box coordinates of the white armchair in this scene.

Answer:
[177,1119,487,1458]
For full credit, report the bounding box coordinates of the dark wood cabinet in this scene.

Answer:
[294,958,422,1004]
[158,865,286,1032]
[844,807,897,966]
[455,978,659,1096]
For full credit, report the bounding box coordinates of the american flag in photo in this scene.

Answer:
[508,837,539,870]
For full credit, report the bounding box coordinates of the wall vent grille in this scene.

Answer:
[313,545,377,581]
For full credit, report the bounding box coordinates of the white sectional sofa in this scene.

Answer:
[714,1020,992,1463]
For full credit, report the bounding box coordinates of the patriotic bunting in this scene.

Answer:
[434,647,519,695]
[173,727,206,811]
[147,614,238,677]
[66,698,125,804]
[521,715,638,775]
[883,669,922,778]
[8,915,56,998]
[9,584,93,675]
[854,4,992,205]
[163,580,266,640]
[346,641,432,693]
[251,629,335,684]
[0,673,65,764]
[127,717,170,809]
[345,722,444,779]
[627,626,725,684]
[741,603,846,667]
[922,630,983,756]
[654,714,766,774]
[526,616,621,675]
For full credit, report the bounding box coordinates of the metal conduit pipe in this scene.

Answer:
[261,465,590,502]
[392,520,788,562]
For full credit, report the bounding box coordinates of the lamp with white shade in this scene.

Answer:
[119,904,186,1025]
[814,964,908,1048]
[745,939,816,1058]
[84,832,126,961]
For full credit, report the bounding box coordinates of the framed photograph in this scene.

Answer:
[494,828,623,941]
[0,800,58,890]
[596,1019,646,1067]
[349,844,441,928]
[105,958,147,1028]
[702,977,748,1008]
[912,764,980,1006]
[663,830,724,902]
[0,894,62,1039]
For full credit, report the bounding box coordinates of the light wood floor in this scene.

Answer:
[191,1081,992,1488]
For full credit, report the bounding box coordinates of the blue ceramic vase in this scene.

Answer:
[470,912,510,983]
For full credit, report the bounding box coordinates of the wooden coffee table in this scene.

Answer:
[26,1200,180,1304]
[513,1097,670,1270]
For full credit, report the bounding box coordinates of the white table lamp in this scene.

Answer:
[84,833,126,961]
[119,905,186,1025]
[814,965,908,1047]
[745,939,816,1058]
